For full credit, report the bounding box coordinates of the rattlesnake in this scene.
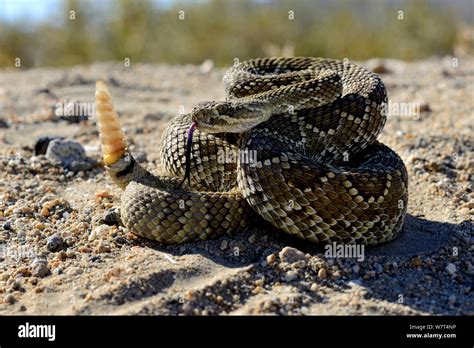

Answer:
[95,57,408,245]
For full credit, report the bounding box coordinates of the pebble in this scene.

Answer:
[365,270,376,278]
[103,208,121,226]
[30,259,50,278]
[352,265,360,274]
[419,102,431,112]
[446,263,456,275]
[89,225,113,241]
[2,220,12,230]
[219,240,228,251]
[46,234,63,252]
[114,236,126,245]
[317,268,327,279]
[366,59,390,74]
[266,253,276,265]
[67,267,83,276]
[284,270,298,282]
[0,118,9,128]
[89,256,101,262]
[45,138,95,172]
[278,246,306,264]
[4,294,16,305]
[410,256,422,267]
[34,136,63,155]
[96,241,111,253]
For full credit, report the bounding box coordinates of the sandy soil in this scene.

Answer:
[0,57,472,315]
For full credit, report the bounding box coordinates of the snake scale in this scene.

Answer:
[95,57,408,245]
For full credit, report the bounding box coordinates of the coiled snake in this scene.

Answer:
[95,57,408,245]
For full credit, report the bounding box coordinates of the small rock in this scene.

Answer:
[67,267,83,276]
[266,253,276,265]
[310,283,318,292]
[365,270,376,278]
[30,259,50,278]
[415,137,429,148]
[2,220,12,230]
[366,59,390,74]
[419,102,431,112]
[34,136,63,155]
[40,206,50,217]
[103,208,121,226]
[46,234,63,252]
[317,268,327,279]
[446,263,456,275]
[89,225,113,241]
[220,240,228,251]
[278,247,306,264]
[352,265,360,274]
[89,256,101,262]
[4,294,16,305]
[284,270,298,282]
[68,159,95,172]
[10,281,23,291]
[114,236,126,245]
[96,241,111,253]
[461,202,474,209]
[0,118,9,128]
[45,138,95,172]
[410,256,423,267]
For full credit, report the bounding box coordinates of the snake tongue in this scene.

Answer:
[178,121,197,188]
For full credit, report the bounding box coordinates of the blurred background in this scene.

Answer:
[0,0,472,68]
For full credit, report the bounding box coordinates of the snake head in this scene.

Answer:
[191,100,271,133]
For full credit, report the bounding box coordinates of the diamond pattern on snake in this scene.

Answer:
[95,57,408,245]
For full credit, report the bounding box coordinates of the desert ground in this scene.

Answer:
[0,56,472,315]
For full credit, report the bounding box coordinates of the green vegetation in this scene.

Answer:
[0,0,462,68]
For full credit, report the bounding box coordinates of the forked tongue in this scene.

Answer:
[178,121,197,188]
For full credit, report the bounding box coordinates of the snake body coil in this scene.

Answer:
[96,57,408,245]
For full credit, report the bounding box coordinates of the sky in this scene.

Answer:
[0,0,61,23]
[0,0,177,23]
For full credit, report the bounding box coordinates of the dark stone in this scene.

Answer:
[2,221,12,230]
[46,234,63,252]
[114,236,126,245]
[89,256,101,262]
[34,136,63,155]
[0,119,9,128]
[103,208,121,226]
